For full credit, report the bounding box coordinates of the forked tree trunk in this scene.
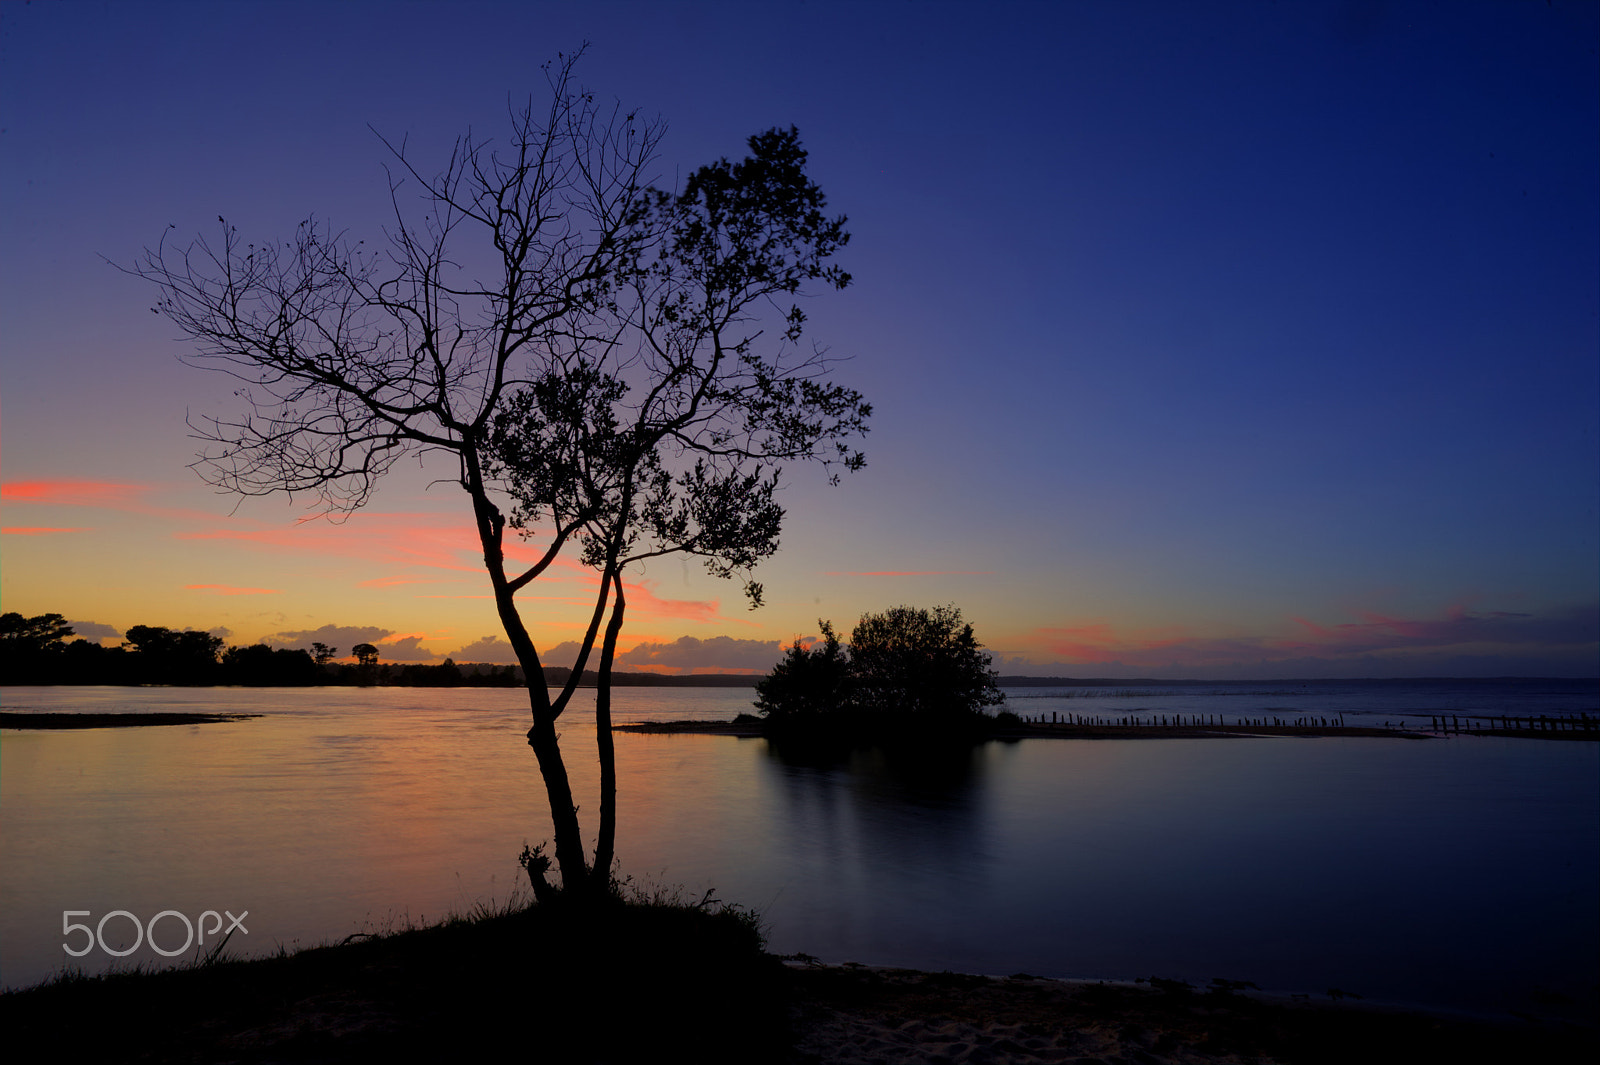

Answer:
[467,459,590,896]
[524,698,589,894]
[592,575,626,883]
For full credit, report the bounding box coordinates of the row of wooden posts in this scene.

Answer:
[1024,712,1349,728]
[1428,713,1597,734]
[1013,711,1598,734]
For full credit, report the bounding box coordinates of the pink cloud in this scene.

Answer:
[0,479,237,525]
[176,510,730,624]
[358,575,448,588]
[617,579,722,623]
[824,570,995,576]
[1273,605,1558,655]
[1035,623,1123,663]
[185,584,281,595]
[1021,603,1597,674]
[181,523,478,574]
[613,634,782,673]
[2,480,148,507]
[177,511,590,584]
[2,526,90,535]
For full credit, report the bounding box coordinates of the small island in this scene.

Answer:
[615,605,1439,742]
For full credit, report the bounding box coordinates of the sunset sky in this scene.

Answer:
[2,0,1595,678]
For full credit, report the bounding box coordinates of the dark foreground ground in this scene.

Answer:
[3,902,1592,1064]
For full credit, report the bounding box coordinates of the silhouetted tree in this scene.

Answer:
[487,124,867,880]
[351,643,380,667]
[220,643,320,686]
[310,642,337,667]
[848,605,1002,719]
[396,658,465,686]
[756,606,1003,725]
[0,612,76,683]
[754,621,850,718]
[123,625,224,685]
[130,53,866,896]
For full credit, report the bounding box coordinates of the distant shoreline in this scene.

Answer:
[612,719,1434,740]
[2,674,1595,690]
[0,712,261,729]
[617,717,1600,741]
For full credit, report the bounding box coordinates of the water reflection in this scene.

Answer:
[753,736,1002,965]
[763,734,992,795]
[3,686,1594,1019]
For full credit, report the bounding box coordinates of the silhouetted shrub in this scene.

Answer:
[754,620,851,718]
[756,605,1003,735]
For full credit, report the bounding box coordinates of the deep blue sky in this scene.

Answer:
[2,0,1596,676]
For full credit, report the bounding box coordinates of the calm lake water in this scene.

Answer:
[2,682,1596,1020]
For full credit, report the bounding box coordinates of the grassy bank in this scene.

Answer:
[1,891,786,1063]
[5,895,1593,1064]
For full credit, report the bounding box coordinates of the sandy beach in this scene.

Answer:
[783,963,1597,1064]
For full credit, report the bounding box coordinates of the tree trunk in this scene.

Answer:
[464,454,590,895]
[524,697,589,895]
[502,603,589,896]
[593,575,626,884]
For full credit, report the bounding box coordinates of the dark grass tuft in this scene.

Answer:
[1,892,787,1063]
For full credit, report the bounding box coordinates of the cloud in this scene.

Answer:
[262,624,395,653]
[181,521,479,575]
[378,635,438,662]
[67,620,122,641]
[359,575,448,589]
[0,479,230,525]
[259,625,440,661]
[613,635,784,673]
[823,570,995,576]
[617,579,723,623]
[445,635,521,664]
[1276,605,1597,654]
[3,526,90,535]
[1012,603,1600,678]
[185,584,280,595]
[1,480,146,507]
[538,639,629,669]
[177,511,586,581]
[530,633,779,673]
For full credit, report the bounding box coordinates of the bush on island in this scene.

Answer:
[755,605,1004,743]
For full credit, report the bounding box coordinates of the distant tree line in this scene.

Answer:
[0,612,774,689]
[0,613,520,687]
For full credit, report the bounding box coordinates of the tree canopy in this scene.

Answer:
[0,612,76,683]
[756,605,1004,726]
[128,52,867,895]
